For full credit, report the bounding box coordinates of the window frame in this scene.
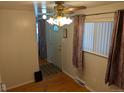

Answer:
[82,21,113,58]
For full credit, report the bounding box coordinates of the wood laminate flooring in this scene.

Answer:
[8,72,90,92]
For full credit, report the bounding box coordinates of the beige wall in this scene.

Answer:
[62,23,76,77]
[0,73,1,83]
[0,9,39,89]
[62,2,124,92]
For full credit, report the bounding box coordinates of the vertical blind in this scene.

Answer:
[82,22,114,57]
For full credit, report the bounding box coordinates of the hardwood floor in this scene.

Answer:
[8,72,90,92]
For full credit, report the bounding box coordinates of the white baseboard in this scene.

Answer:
[62,70,94,92]
[7,80,34,90]
[62,70,75,80]
[85,85,94,92]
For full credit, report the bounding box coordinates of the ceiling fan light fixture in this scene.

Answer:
[46,1,73,27]
[66,17,73,24]
[47,16,72,27]
[47,17,54,25]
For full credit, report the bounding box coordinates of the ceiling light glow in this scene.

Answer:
[42,15,47,20]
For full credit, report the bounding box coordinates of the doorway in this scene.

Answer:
[46,23,63,69]
[36,19,62,78]
[37,19,47,66]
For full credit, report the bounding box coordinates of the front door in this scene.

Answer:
[46,24,63,69]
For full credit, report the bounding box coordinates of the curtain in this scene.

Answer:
[73,15,85,71]
[105,10,124,89]
[38,19,47,59]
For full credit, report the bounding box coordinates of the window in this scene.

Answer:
[82,22,114,57]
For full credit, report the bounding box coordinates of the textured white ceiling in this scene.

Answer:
[0,1,121,12]
[44,1,120,9]
[63,1,119,8]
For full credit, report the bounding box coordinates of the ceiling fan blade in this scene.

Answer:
[55,1,64,5]
[64,6,86,14]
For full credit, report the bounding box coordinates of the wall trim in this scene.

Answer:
[7,80,34,90]
[84,84,94,92]
[62,70,94,92]
[62,70,75,80]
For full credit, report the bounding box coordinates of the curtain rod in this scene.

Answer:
[85,11,115,16]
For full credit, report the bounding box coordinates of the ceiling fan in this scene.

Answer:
[54,1,86,14]
[38,1,86,26]
[38,1,86,18]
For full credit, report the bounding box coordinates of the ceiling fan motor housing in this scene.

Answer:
[55,1,64,17]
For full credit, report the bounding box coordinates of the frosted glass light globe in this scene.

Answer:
[42,15,47,19]
[47,16,72,27]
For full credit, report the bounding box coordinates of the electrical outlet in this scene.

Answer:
[0,83,6,92]
[0,83,2,92]
[0,85,2,92]
[2,83,6,92]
